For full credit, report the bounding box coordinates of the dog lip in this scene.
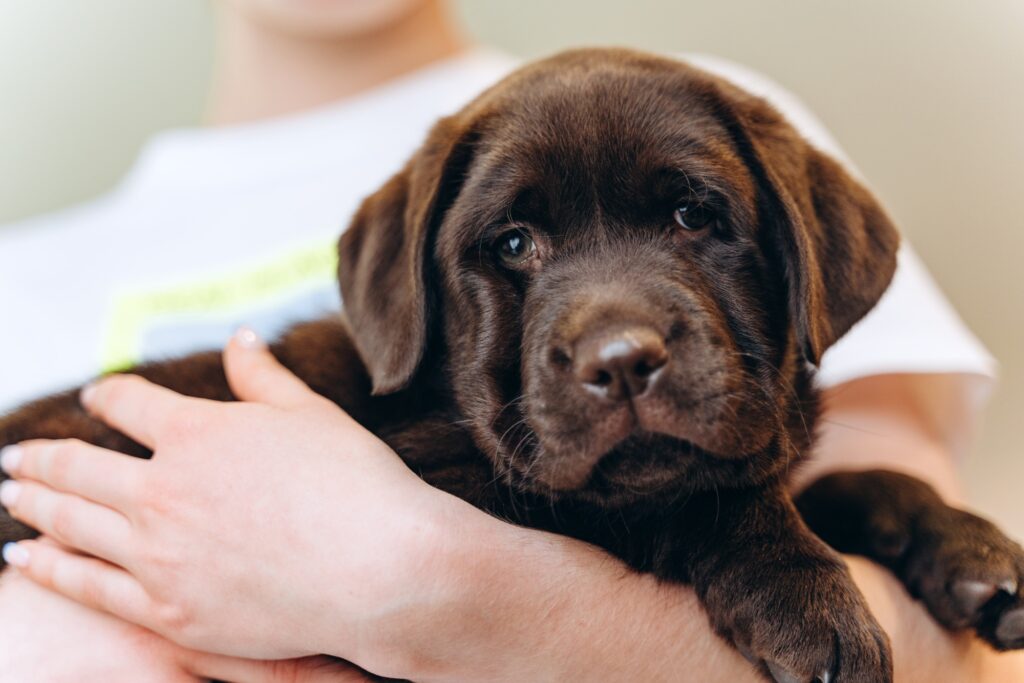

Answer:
[525,407,636,490]
[516,385,741,491]
[518,388,739,492]
[545,431,703,495]
[523,417,708,494]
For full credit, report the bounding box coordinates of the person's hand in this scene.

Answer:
[8,338,1022,683]
[0,554,372,683]
[0,562,205,683]
[0,328,466,675]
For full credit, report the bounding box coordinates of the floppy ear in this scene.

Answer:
[337,115,479,394]
[736,97,901,365]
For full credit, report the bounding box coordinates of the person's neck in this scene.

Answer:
[206,3,468,126]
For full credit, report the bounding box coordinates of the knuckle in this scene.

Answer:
[49,501,77,541]
[136,477,173,517]
[161,406,207,444]
[31,547,59,585]
[46,441,79,485]
[155,601,196,639]
[99,375,137,407]
[138,540,182,574]
[75,564,107,605]
[122,471,147,509]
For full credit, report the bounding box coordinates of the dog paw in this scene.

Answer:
[902,505,1024,650]
[713,559,893,683]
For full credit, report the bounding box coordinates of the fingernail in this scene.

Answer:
[0,480,21,508]
[2,542,29,568]
[0,445,22,474]
[234,326,263,349]
[81,382,98,407]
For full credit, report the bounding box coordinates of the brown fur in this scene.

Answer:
[3,49,1024,681]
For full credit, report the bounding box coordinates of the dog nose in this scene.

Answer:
[573,326,668,401]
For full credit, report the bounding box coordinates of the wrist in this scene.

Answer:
[397,497,538,680]
[292,482,472,675]
[326,490,514,680]
[385,501,736,683]
[374,497,576,682]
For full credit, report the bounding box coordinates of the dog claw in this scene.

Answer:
[763,662,833,683]
[996,608,1024,647]
[766,662,803,683]
[736,643,759,666]
[952,579,999,615]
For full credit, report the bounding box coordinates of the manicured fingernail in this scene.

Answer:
[0,480,21,508]
[2,542,29,568]
[0,445,22,474]
[81,382,98,407]
[234,326,263,349]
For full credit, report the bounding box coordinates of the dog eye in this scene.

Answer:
[673,203,717,231]
[494,228,538,267]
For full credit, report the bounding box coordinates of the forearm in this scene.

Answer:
[329,373,1023,682]
[358,499,1023,683]
[378,499,762,683]
[791,373,967,501]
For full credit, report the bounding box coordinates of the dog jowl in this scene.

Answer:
[5,48,1024,682]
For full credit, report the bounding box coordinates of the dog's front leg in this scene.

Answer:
[658,486,892,683]
[797,469,1024,651]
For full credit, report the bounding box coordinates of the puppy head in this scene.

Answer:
[339,49,899,505]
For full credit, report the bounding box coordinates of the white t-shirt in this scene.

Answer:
[0,49,995,445]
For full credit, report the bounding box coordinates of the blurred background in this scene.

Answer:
[1,1,1021,534]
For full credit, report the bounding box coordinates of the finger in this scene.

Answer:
[0,479,133,567]
[4,539,154,628]
[81,374,193,449]
[182,653,372,683]
[225,327,322,410]
[4,439,143,511]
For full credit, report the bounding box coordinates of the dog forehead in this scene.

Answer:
[436,51,763,251]
[454,56,760,204]
[489,61,728,163]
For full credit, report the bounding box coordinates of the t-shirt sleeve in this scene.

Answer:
[681,53,997,450]
[816,242,995,388]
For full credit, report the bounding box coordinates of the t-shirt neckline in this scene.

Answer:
[115,47,517,199]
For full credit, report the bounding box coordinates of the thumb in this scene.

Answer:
[181,651,373,683]
[223,327,320,409]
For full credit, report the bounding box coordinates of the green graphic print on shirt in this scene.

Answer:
[100,241,339,373]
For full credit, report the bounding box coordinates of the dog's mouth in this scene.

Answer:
[505,429,707,503]
[499,384,774,501]
[581,431,706,493]
[503,412,718,496]
[509,387,737,479]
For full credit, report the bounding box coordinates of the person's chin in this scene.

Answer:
[235,0,433,39]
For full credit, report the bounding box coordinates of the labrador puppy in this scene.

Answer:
[3,48,1023,682]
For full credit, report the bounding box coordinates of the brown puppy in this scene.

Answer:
[3,49,1023,682]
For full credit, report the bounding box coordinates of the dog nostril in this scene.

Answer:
[573,326,668,401]
[634,359,657,378]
